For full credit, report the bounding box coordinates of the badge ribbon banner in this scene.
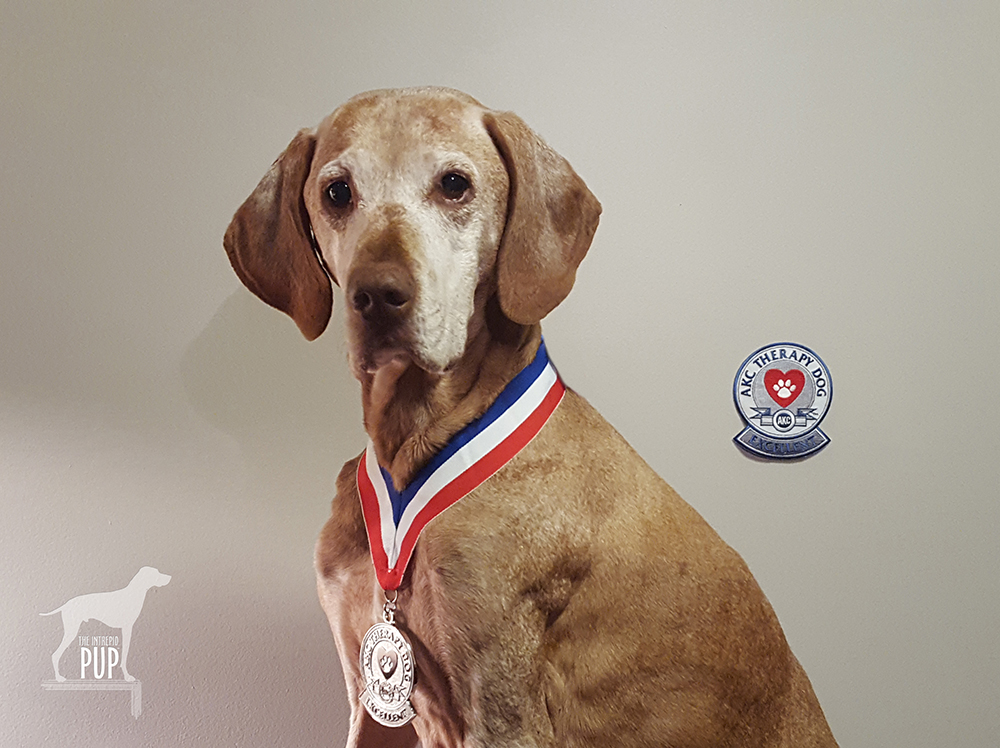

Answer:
[746,407,819,428]
[734,424,830,458]
[357,340,565,592]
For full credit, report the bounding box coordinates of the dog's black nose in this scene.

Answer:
[348,263,414,323]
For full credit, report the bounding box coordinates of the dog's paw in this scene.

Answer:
[772,379,797,399]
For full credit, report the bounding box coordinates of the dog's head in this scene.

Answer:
[135,566,171,589]
[225,87,600,376]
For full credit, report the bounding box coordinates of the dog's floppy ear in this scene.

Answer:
[484,111,601,325]
[224,129,332,341]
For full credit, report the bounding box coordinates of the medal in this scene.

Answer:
[356,340,565,726]
[359,594,416,727]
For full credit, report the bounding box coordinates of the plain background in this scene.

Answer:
[3,2,998,746]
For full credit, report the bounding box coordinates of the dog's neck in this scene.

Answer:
[359,304,541,491]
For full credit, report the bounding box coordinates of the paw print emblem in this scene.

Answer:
[762,368,806,408]
[773,379,796,399]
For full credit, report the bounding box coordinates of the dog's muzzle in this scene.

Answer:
[347,261,416,328]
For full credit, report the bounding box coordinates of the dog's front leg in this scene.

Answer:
[462,666,557,748]
[446,609,558,748]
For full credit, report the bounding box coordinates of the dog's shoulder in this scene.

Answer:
[522,387,681,513]
[316,453,368,580]
[496,388,758,589]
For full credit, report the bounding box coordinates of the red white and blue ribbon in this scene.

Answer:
[357,341,565,591]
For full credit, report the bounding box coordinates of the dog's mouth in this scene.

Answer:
[351,336,448,380]
[348,312,412,374]
[363,346,412,374]
[346,297,458,379]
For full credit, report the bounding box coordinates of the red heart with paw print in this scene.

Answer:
[763,368,805,408]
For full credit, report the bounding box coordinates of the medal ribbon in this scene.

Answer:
[357,341,565,591]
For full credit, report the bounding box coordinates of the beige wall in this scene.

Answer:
[3,3,998,746]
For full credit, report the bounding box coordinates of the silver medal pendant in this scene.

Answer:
[359,595,416,727]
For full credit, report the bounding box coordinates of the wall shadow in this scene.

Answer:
[181,288,365,496]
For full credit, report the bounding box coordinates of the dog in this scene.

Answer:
[225,87,838,747]
[41,566,171,682]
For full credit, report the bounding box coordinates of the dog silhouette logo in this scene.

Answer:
[40,566,171,683]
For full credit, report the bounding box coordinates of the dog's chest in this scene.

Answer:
[323,440,590,634]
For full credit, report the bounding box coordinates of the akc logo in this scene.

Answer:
[733,343,832,459]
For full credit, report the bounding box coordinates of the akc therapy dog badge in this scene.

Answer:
[733,343,832,459]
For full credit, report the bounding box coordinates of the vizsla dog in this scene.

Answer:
[225,87,837,747]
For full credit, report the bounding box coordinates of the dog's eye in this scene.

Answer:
[440,172,471,200]
[326,180,353,208]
